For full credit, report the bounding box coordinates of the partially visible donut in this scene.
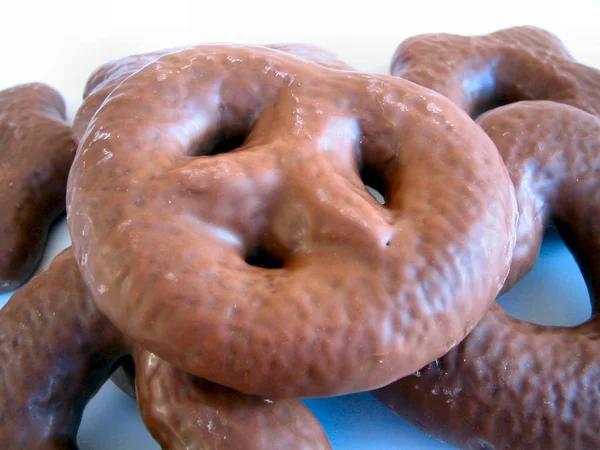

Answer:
[391,26,600,118]
[0,248,125,447]
[0,83,76,292]
[134,348,331,450]
[0,248,332,449]
[373,101,600,450]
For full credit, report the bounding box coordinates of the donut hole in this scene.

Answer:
[193,133,247,156]
[471,91,516,119]
[245,245,285,269]
[463,67,522,118]
[497,231,592,327]
[361,165,386,205]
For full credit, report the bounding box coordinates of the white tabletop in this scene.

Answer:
[1,1,598,448]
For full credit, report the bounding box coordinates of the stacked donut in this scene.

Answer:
[0,27,597,450]
[374,26,600,450]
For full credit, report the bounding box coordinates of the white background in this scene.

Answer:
[0,0,598,448]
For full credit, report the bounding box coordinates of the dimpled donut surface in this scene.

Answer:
[0,83,76,292]
[67,44,517,398]
[373,101,600,450]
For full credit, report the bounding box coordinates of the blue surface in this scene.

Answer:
[497,232,591,327]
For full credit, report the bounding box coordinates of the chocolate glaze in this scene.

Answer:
[67,44,517,398]
[134,348,331,450]
[0,83,76,292]
[72,50,170,143]
[0,248,331,449]
[373,101,600,450]
[73,44,355,398]
[391,26,600,118]
[73,44,352,143]
[0,248,124,448]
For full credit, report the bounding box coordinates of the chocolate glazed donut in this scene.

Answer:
[72,44,354,399]
[0,248,125,448]
[67,44,517,398]
[391,26,600,118]
[0,248,331,449]
[133,348,330,450]
[0,83,76,292]
[373,101,600,450]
